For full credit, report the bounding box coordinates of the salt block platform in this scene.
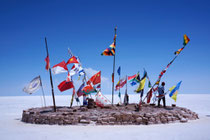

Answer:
[22,104,199,125]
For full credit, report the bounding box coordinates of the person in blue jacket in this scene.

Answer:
[158,82,166,107]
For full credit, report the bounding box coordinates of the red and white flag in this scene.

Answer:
[52,61,68,75]
[95,91,108,108]
[115,77,127,91]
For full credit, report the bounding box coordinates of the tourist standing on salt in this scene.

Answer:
[158,82,166,107]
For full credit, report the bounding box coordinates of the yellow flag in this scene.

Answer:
[171,91,178,102]
[136,77,146,92]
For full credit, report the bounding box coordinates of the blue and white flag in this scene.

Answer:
[23,76,41,94]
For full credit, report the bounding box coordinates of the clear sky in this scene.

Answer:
[0,0,210,97]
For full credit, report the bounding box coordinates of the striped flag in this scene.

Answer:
[115,77,127,91]
[101,33,116,56]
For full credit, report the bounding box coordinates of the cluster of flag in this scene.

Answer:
[24,32,189,109]
[44,47,106,107]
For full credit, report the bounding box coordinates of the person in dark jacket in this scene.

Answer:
[158,82,166,107]
[124,92,129,106]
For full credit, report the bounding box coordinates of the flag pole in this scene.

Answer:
[67,48,75,108]
[118,68,121,104]
[125,75,128,105]
[39,75,46,107]
[45,37,56,112]
[126,75,127,91]
[112,26,117,105]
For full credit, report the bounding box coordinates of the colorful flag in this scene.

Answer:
[52,61,68,75]
[66,56,79,65]
[117,66,121,76]
[183,34,190,46]
[128,73,140,86]
[95,91,108,108]
[174,35,190,55]
[128,74,136,81]
[157,59,174,83]
[115,77,127,91]
[58,80,74,92]
[87,71,101,85]
[101,33,116,56]
[169,81,182,102]
[101,47,115,56]
[82,84,96,95]
[135,77,146,93]
[77,83,85,97]
[45,56,50,70]
[155,80,160,85]
[79,69,85,76]
[169,85,176,91]
[110,34,116,48]
[23,76,41,94]
[135,70,146,92]
[174,47,184,55]
[69,64,84,76]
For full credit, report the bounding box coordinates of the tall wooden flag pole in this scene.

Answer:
[112,27,117,105]
[45,37,56,112]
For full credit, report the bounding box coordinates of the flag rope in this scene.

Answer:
[143,40,189,103]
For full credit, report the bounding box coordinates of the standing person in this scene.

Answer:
[158,82,166,107]
[124,92,129,106]
[83,95,88,106]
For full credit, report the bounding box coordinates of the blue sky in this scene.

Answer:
[0,0,210,97]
